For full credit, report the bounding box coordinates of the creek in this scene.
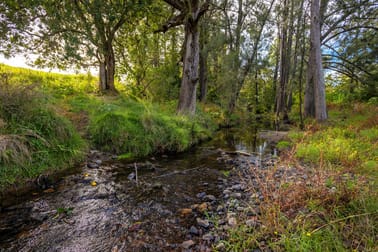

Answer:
[0,127,279,251]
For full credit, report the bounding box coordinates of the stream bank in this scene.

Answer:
[0,128,288,251]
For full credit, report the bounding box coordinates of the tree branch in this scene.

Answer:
[163,0,184,10]
[155,12,186,33]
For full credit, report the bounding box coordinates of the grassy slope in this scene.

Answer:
[218,103,377,251]
[0,64,218,190]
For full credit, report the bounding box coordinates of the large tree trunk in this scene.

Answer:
[305,0,327,121]
[199,19,208,102]
[199,48,208,102]
[98,44,117,93]
[177,20,200,115]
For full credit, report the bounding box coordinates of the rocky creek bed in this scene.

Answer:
[0,129,295,251]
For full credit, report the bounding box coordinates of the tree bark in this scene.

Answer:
[305,0,327,121]
[98,43,117,93]
[199,19,208,102]
[177,18,200,115]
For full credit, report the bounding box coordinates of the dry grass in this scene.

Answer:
[0,134,31,165]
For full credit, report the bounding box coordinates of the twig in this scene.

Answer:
[134,162,138,186]
[310,211,378,234]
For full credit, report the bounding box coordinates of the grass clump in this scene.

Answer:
[89,97,216,158]
[0,72,85,189]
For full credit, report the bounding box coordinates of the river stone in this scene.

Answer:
[231,184,243,191]
[202,233,214,241]
[223,189,231,195]
[94,159,102,165]
[189,226,199,235]
[204,194,216,202]
[87,162,99,169]
[196,218,210,228]
[215,242,226,251]
[231,192,242,199]
[197,192,207,199]
[228,217,237,227]
[127,172,136,180]
[181,240,195,249]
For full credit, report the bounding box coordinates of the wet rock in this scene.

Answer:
[228,217,237,227]
[127,172,136,180]
[189,226,199,235]
[198,202,208,213]
[223,189,231,195]
[215,242,226,251]
[231,192,242,199]
[196,218,210,228]
[204,195,216,202]
[87,162,99,169]
[202,233,214,241]
[179,208,193,217]
[197,192,207,199]
[231,184,243,191]
[181,240,195,249]
[94,159,102,165]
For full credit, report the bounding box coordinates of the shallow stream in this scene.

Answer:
[0,127,277,251]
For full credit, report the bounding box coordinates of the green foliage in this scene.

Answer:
[276,140,292,150]
[294,107,377,167]
[0,71,85,189]
[89,98,216,157]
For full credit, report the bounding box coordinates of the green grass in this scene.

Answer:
[0,64,219,189]
[217,103,378,252]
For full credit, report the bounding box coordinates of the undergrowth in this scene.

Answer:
[0,71,85,189]
[0,64,220,190]
[217,103,378,251]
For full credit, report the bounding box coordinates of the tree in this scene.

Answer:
[0,0,149,93]
[157,0,210,115]
[304,0,327,121]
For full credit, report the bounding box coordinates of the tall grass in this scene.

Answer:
[0,68,86,188]
[217,103,378,251]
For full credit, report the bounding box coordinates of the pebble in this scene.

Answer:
[202,233,214,241]
[231,184,242,191]
[204,194,216,202]
[228,217,237,227]
[87,162,99,169]
[181,240,195,249]
[197,192,207,199]
[127,172,136,180]
[189,226,199,235]
[215,242,226,251]
[196,218,210,228]
[231,192,242,198]
[94,159,102,165]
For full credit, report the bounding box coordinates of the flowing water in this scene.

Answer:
[0,127,277,251]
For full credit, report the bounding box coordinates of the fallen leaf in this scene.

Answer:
[43,188,55,193]
[91,181,97,186]
[84,173,89,177]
